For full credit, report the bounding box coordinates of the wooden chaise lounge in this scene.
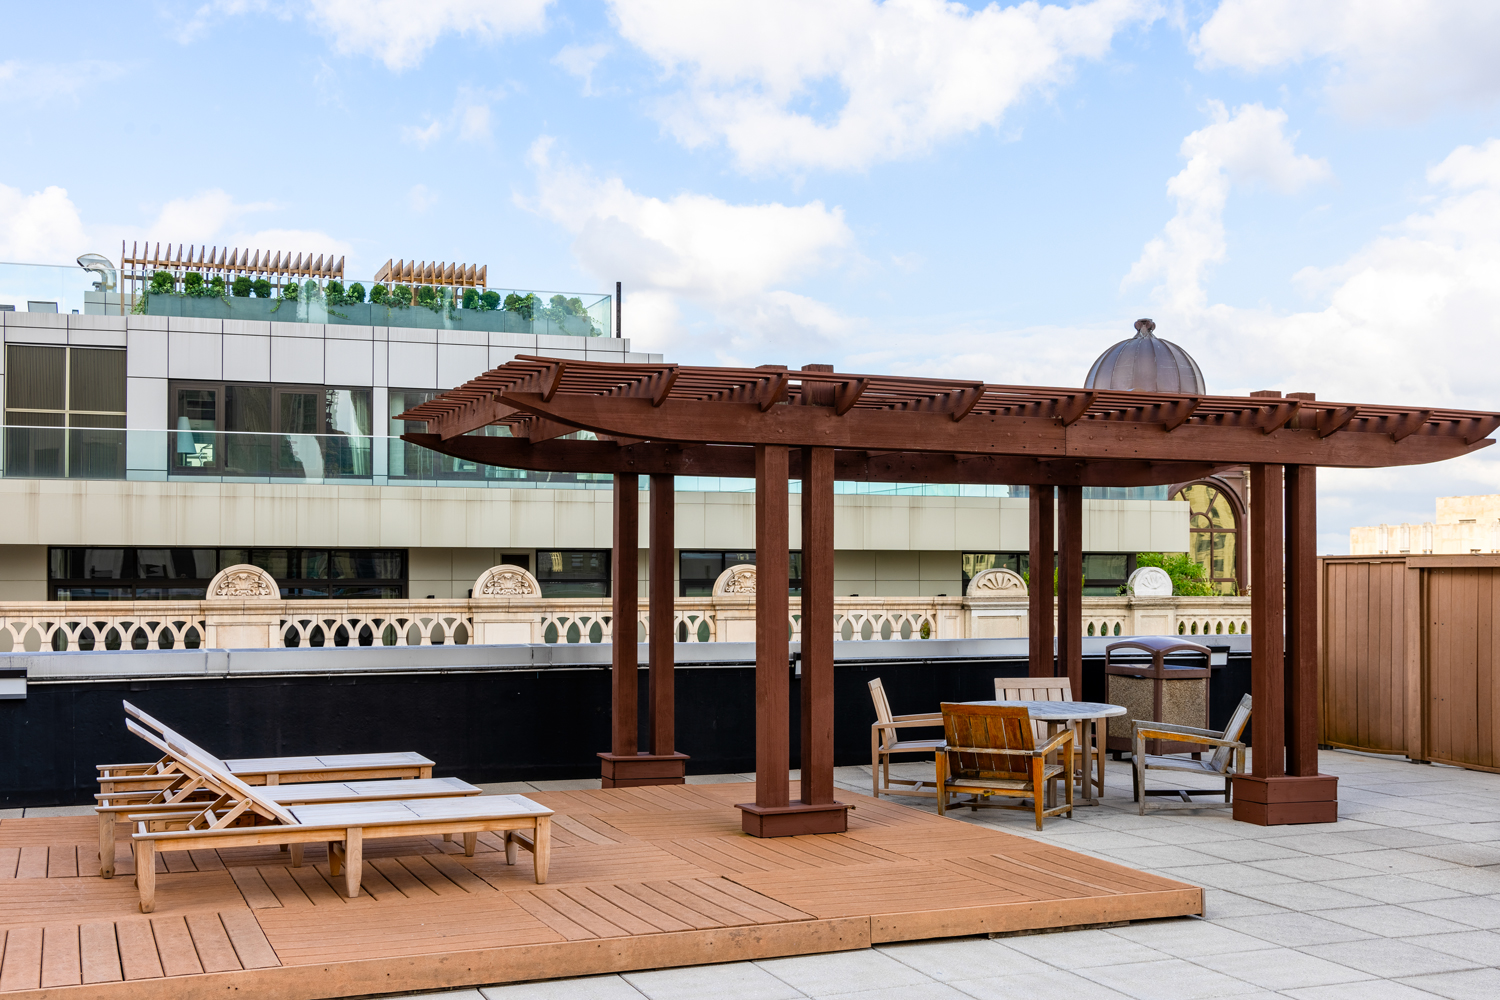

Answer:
[98,719,483,877]
[124,720,553,913]
[98,701,436,798]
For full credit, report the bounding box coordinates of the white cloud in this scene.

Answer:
[1124,102,1331,312]
[307,0,552,71]
[609,0,1158,172]
[0,183,89,264]
[403,119,446,147]
[1195,0,1500,119]
[402,86,503,147]
[230,228,354,269]
[0,59,128,103]
[146,190,278,246]
[553,42,612,96]
[521,137,855,356]
[407,184,439,214]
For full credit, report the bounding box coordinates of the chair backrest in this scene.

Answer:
[994,678,1074,702]
[941,702,1035,778]
[869,678,897,750]
[1211,694,1253,771]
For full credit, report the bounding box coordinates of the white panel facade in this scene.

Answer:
[167,331,223,379]
[223,334,271,382]
[270,334,324,383]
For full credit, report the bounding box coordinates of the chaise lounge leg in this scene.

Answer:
[99,812,116,878]
[328,840,343,877]
[533,817,551,884]
[136,840,156,914]
[504,831,518,865]
[462,832,477,857]
[343,828,362,899]
[290,843,303,868]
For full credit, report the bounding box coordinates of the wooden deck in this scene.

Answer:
[0,784,1201,998]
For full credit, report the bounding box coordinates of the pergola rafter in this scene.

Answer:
[400,355,1500,833]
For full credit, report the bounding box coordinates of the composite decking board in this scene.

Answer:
[45,847,78,879]
[15,848,46,880]
[0,789,1201,998]
[78,922,122,985]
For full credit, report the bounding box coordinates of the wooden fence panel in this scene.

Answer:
[1320,557,1411,755]
[1424,566,1500,772]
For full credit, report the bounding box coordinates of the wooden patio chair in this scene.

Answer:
[97,700,434,798]
[122,720,553,913]
[936,702,1073,830]
[1131,694,1252,815]
[868,678,944,798]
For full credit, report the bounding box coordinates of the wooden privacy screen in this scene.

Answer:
[1321,554,1500,773]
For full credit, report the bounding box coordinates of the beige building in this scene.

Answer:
[1349,495,1500,555]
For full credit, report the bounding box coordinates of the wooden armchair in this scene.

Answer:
[868,678,944,798]
[1132,694,1252,815]
[937,703,1073,830]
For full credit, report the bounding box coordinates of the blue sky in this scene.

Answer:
[5,0,1500,551]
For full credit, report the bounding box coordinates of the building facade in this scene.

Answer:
[1350,494,1500,555]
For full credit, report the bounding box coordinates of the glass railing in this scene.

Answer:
[0,261,613,336]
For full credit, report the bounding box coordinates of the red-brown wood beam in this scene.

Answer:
[800,446,836,806]
[754,445,791,811]
[1285,464,1319,777]
[1057,484,1084,700]
[1029,485,1055,678]
[610,475,639,759]
[649,474,677,758]
[1249,463,1285,779]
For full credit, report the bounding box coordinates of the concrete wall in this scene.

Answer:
[0,546,45,600]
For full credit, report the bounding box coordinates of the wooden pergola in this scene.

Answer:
[400,356,1500,834]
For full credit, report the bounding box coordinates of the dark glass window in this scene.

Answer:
[48,547,407,600]
[679,551,802,596]
[168,381,373,477]
[961,553,1028,593]
[961,551,1134,595]
[536,550,611,597]
[5,345,126,478]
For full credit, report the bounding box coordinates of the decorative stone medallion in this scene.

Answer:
[966,567,1027,598]
[205,564,279,599]
[713,564,757,596]
[1127,565,1174,597]
[472,564,543,598]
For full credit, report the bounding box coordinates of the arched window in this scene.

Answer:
[1172,482,1241,595]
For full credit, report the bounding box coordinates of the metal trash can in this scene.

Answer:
[1104,636,1212,755]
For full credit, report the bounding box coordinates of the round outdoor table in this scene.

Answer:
[962,700,1127,805]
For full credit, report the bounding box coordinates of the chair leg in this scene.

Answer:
[1032,758,1045,831]
[935,753,947,817]
[871,732,881,798]
[533,818,551,885]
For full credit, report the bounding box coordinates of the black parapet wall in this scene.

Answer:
[0,637,1252,807]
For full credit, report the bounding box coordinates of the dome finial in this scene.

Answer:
[1084,318,1205,394]
[1134,318,1156,337]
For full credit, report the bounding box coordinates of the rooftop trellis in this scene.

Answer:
[120,241,346,300]
[373,259,488,289]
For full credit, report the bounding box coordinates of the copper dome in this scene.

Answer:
[1084,318,1206,394]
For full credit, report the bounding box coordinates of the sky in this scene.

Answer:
[4,0,1500,553]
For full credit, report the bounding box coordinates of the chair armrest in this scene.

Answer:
[943,745,1047,757]
[873,718,944,733]
[1036,729,1074,754]
[891,713,943,723]
[1130,719,1226,740]
[1134,726,1244,749]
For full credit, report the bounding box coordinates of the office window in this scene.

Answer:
[535,550,611,597]
[168,381,372,477]
[49,547,406,600]
[5,345,126,478]
[679,551,803,597]
[961,553,1029,594]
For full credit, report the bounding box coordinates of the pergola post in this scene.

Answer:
[599,474,639,783]
[1029,485,1056,677]
[1057,485,1084,699]
[1233,460,1337,823]
[738,442,848,836]
[800,445,837,808]
[599,474,689,787]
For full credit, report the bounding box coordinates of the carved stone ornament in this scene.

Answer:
[966,567,1027,598]
[205,564,279,600]
[472,564,542,598]
[713,564,757,597]
[1127,565,1174,597]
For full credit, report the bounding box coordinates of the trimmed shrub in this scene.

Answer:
[480,290,500,311]
[462,288,479,310]
[347,282,365,304]
[149,271,174,294]
[232,275,253,297]
[282,281,299,301]
[252,278,271,298]
[370,283,388,304]
[503,292,538,320]
[183,272,206,297]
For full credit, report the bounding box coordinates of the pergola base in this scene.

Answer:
[598,751,690,787]
[1232,774,1339,825]
[737,801,851,837]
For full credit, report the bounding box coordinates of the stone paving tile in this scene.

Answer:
[1215,912,1378,947]
[483,981,646,1000]
[1074,958,1267,1000]
[1409,843,1500,866]
[1324,850,1460,875]
[1322,875,1468,904]
[1398,930,1500,965]
[1282,980,1452,999]
[623,962,804,1000]
[1347,809,1461,829]
[1157,863,1296,891]
[1404,894,1500,928]
[1249,855,1388,880]
[1396,967,1500,1000]
[1106,919,1275,958]
[1093,846,1228,869]
[1194,948,1375,991]
[876,938,1051,982]
[1338,828,1456,850]
[1199,889,1286,918]
[1404,822,1500,843]
[807,984,970,1000]
[1299,939,1481,979]
[1187,839,1310,863]
[757,950,934,996]
[999,928,1171,970]
[1403,866,1500,895]
[1316,903,1474,937]
[1258,833,1401,857]
[948,969,1136,1000]
[1230,881,1376,912]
